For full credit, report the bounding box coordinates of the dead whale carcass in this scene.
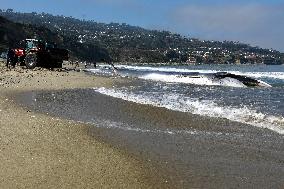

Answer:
[212,72,271,87]
[178,71,272,87]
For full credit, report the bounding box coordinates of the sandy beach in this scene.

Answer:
[0,60,172,188]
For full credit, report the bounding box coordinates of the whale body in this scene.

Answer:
[177,72,272,87]
[212,72,271,87]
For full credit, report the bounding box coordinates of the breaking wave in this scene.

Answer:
[87,65,281,87]
[114,65,284,80]
[94,87,284,134]
[140,73,247,87]
[230,71,284,80]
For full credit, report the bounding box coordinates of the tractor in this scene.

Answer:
[12,39,69,69]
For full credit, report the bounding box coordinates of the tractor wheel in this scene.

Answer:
[51,60,63,68]
[25,53,37,69]
[19,56,26,66]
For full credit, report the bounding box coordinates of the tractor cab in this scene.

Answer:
[25,39,40,51]
[25,39,58,51]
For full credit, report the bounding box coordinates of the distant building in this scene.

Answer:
[187,56,196,64]
[235,58,241,64]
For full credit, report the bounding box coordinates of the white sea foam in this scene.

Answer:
[83,119,237,138]
[88,67,271,87]
[87,68,115,75]
[140,73,247,87]
[88,65,284,86]
[115,65,217,74]
[114,65,284,80]
[230,71,284,80]
[95,87,284,134]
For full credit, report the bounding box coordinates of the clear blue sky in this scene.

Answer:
[2,0,284,51]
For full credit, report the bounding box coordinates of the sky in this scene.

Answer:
[1,0,284,52]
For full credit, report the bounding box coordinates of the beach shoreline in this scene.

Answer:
[0,61,172,188]
[17,87,284,188]
[1,60,284,188]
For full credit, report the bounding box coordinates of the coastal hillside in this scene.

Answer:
[0,15,111,61]
[1,9,283,64]
[0,16,62,51]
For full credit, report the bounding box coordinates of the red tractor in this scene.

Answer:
[11,39,69,69]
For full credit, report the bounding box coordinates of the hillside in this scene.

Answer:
[0,15,111,61]
[0,16,62,51]
[1,10,283,64]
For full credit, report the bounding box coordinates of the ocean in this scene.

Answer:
[90,64,284,134]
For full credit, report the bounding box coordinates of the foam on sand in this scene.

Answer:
[95,87,284,134]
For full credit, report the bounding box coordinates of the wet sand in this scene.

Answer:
[0,61,172,188]
[17,87,284,189]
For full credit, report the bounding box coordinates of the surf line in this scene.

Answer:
[76,118,244,139]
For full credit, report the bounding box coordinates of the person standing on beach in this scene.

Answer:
[6,48,16,68]
[75,60,79,68]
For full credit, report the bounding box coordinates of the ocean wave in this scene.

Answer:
[82,119,242,138]
[230,71,284,80]
[115,65,217,73]
[94,87,284,134]
[87,67,271,87]
[139,73,248,87]
[88,65,284,82]
[115,65,284,80]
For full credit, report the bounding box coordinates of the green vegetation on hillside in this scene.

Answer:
[1,9,283,64]
[0,15,111,62]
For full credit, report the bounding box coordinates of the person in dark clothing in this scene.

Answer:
[6,48,16,68]
[107,61,117,70]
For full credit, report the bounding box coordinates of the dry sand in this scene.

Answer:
[0,60,170,188]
